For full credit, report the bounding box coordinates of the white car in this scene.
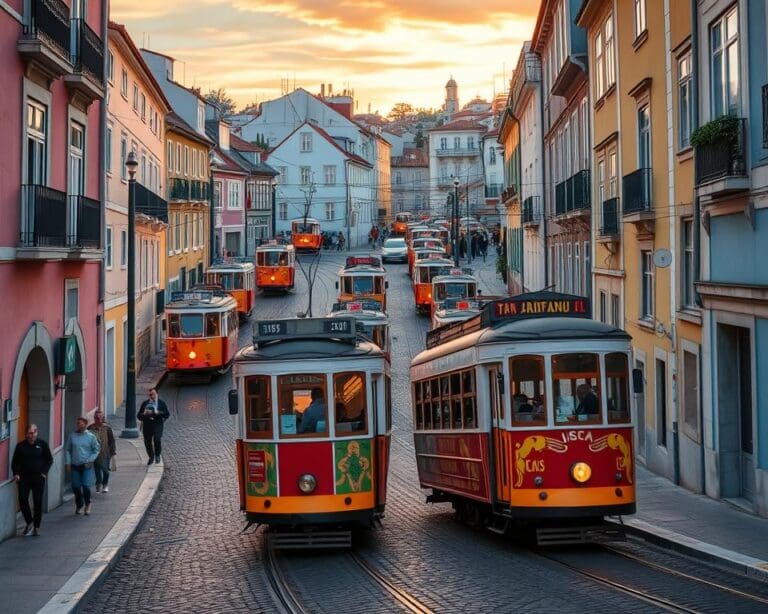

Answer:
[381,238,407,263]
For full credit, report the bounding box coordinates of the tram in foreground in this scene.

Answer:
[336,256,388,312]
[411,292,636,544]
[204,260,256,318]
[165,290,239,375]
[328,299,391,362]
[255,240,296,292]
[291,218,322,252]
[392,212,414,235]
[229,317,392,548]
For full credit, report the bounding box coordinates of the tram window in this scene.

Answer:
[432,399,441,429]
[353,277,374,295]
[462,370,475,395]
[440,376,450,397]
[205,313,220,337]
[463,397,476,428]
[509,356,547,427]
[277,374,328,437]
[385,375,392,432]
[168,314,180,338]
[452,399,462,429]
[179,314,204,337]
[245,375,272,438]
[211,272,233,290]
[374,277,384,294]
[552,353,602,425]
[413,382,423,429]
[334,372,367,435]
[606,353,631,424]
[234,273,244,290]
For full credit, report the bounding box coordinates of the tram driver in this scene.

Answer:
[574,383,599,418]
[298,388,326,433]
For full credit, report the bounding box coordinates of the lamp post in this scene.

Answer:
[271,177,278,238]
[466,185,472,265]
[452,177,460,266]
[208,150,216,265]
[121,151,139,439]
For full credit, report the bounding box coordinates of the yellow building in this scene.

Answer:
[165,112,213,293]
[578,0,699,487]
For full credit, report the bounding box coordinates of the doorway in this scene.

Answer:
[635,358,646,460]
[716,323,754,502]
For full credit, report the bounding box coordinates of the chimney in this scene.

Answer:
[329,83,333,96]
[321,83,325,98]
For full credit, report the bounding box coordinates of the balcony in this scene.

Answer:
[695,117,749,199]
[485,183,503,198]
[437,176,456,187]
[168,179,209,203]
[20,184,67,248]
[64,18,104,103]
[17,0,72,80]
[522,196,542,227]
[622,168,654,234]
[599,197,620,239]
[190,180,209,202]
[67,195,101,250]
[510,51,541,111]
[501,185,519,203]
[435,148,481,157]
[554,170,591,220]
[134,183,168,223]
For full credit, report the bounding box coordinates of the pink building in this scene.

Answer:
[0,0,106,541]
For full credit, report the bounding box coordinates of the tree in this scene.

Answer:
[204,88,236,118]
[388,102,414,121]
[296,181,320,317]
[415,128,424,149]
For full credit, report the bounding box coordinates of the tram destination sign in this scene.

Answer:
[484,292,590,325]
[254,317,357,345]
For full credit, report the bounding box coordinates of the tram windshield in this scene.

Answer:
[552,353,602,425]
[341,276,383,295]
[334,372,367,435]
[167,313,222,338]
[207,272,234,290]
[359,324,387,349]
[294,223,318,234]
[257,251,288,266]
[509,356,547,427]
[278,374,328,437]
[245,375,272,438]
[606,353,631,424]
[417,266,450,283]
[435,282,476,301]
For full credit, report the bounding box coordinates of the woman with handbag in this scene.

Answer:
[88,410,116,493]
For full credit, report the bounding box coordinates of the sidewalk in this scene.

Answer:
[623,466,768,580]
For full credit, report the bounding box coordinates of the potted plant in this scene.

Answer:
[690,115,744,174]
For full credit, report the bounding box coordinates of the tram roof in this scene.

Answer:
[256,240,293,251]
[291,217,320,224]
[207,260,254,271]
[432,272,476,283]
[236,337,383,362]
[165,290,236,310]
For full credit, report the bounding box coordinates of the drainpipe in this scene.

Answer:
[98,0,108,413]
[539,77,549,287]
[690,0,706,495]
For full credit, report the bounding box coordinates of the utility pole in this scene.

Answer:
[121,152,139,439]
[453,177,460,266]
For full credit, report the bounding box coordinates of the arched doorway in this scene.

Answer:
[18,348,53,445]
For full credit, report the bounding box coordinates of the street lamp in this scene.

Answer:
[121,151,139,439]
[466,185,472,265]
[208,150,216,265]
[271,176,278,238]
[452,177,460,266]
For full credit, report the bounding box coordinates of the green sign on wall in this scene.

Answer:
[58,336,77,375]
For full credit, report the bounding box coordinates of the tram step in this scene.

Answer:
[536,525,626,546]
[268,530,352,550]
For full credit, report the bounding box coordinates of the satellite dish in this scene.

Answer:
[653,248,672,268]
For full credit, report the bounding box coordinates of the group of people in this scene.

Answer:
[321,231,346,251]
[368,224,389,247]
[10,388,168,536]
[458,230,490,262]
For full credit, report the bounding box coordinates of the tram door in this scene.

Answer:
[488,364,509,504]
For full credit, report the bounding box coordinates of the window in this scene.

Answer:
[710,6,740,117]
[641,250,654,319]
[324,165,336,185]
[167,141,173,173]
[656,358,667,447]
[325,202,335,220]
[278,167,287,184]
[183,214,189,249]
[140,93,146,121]
[278,374,327,437]
[26,100,47,185]
[608,151,617,196]
[611,293,620,327]
[176,143,181,173]
[120,68,128,98]
[599,290,607,323]
[509,356,546,427]
[453,136,461,149]
[594,30,604,97]
[174,212,181,251]
[598,159,605,205]
[300,132,312,152]
[604,16,615,89]
[638,105,651,168]
[192,149,197,178]
[106,226,113,268]
[132,83,139,112]
[120,229,127,266]
[334,372,367,435]
[440,137,447,149]
[279,202,288,220]
[107,51,114,83]
[552,353,601,425]
[412,368,477,431]
[605,353,631,424]
[300,166,311,185]
[678,52,693,148]
[106,126,112,173]
[245,375,273,438]
[682,349,700,440]
[634,0,646,39]
[184,146,189,176]
[228,181,241,209]
[214,181,222,209]
[682,219,695,308]
[467,136,475,149]
[489,147,496,165]
[64,279,79,322]
[119,135,127,180]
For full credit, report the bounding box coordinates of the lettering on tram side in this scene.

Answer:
[559,430,594,443]
[493,297,589,320]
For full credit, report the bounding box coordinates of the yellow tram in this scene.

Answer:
[336,256,388,312]
[255,240,296,292]
[229,318,392,546]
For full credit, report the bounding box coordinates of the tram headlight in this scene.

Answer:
[188,350,197,360]
[570,462,592,483]
[270,275,276,281]
[297,473,317,494]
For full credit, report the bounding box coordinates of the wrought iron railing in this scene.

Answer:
[485,183,503,198]
[555,169,591,216]
[20,184,68,247]
[134,183,169,223]
[522,196,541,224]
[70,18,103,80]
[191,180,208,201]
[168,178,189,201]
[600,197,619,236]
[695,117,748,185]
[23,0,71,60]
[435,148,482,157]
[623,168,652,214]
[68,194,100,248]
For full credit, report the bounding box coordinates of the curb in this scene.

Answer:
[38,441,164,614]
[616,518,768,582]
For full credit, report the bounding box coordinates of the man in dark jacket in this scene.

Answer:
[12,424,53,536]
[138,388,170,464]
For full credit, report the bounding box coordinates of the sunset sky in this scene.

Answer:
[112,0,538,115]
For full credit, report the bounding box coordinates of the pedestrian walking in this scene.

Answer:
[480,233,489,262]
[337,232,345,251]
[12,424,53,536]
[87,409,116,493]
[138,388,170,464]
[459,234,467,259]
[65,416,100,516]
[470,233,478,259]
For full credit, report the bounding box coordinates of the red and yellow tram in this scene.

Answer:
[336,256,388,312]
[392,212,414,235]
[230,317,392,544]
[204,260,256,318]
[411,292,636,542]
[412,256,453,314]
[165,290,239,374]
[407,237,444,275]
[291,218,322,252]
[255,240,296,292]
[429,269,478,318]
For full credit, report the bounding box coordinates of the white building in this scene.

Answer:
[480,127,504,225]
[392,148,430,214]
[267,121,373,248]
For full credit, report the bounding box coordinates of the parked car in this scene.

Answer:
[381,237,408,263]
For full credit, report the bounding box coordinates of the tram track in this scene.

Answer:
[262,536,309,614]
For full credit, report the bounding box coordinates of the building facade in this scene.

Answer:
[391,148,430,214]
[0,0,106,541]
[104,22,170,418]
